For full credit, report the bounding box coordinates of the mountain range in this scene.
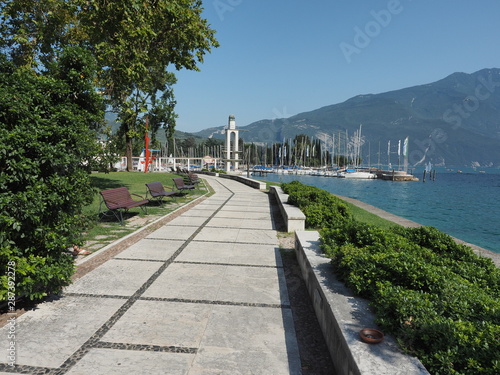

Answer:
[193,68,500,167]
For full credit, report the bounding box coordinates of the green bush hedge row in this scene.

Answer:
[281,180,352,228]
[282,181,500,375]
[0,49,103,301]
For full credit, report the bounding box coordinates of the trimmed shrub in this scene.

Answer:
[283,181,500,374]
[321,221,500,374]
[281,181,352,228]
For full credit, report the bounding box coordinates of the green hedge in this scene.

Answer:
[283,181,500,374]
[0,48,103,301]
[281,180,352,228]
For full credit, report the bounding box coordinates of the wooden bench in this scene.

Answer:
[99,187,149,224]
[188,172,201,185]
[173,177,195,194]
[145,181,177,206]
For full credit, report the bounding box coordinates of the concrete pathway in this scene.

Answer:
[1,176,301,375]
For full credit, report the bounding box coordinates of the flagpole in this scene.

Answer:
[403,136,409,173]
[387,140,391,170]
[398,139,401,171]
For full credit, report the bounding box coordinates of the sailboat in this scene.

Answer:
[339,125,377,179]
[375,137,419,181]
[341,168,377,179]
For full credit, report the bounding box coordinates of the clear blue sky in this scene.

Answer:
[173,0,500,133]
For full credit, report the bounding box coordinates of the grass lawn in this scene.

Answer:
[78,171,209,252]
[342,201,399,229]
[79,172,396,254]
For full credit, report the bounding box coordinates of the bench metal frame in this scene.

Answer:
[145,181,177,207]
[99,187,149,224]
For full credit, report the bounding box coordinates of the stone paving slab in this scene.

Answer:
[142,263,288,305]
[221,201,270,212]
[205,216,275,230]
[102,300,213,348]
[146,225,199,240]
[202,304,294,351]
[176,241,282,266]
[191,201,226,207]
[203,195,230,200]
[65,259,163,296]
[178,208,219,218]
[190,304,300,375]
[217,265,289,305]
[142,263,225,301]
[195,227,278,245]
[212,210,273,220]
[218,207,271,214]
[165,215,208,227]
[1,296,125,368]
[116,239,185,261]
[66,348,195,375]
[218,205,272,213]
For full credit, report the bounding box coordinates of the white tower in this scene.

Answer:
[224,114,240,172]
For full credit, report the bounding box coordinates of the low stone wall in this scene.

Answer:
[219,173,267,190]
[295,231,429,375]
[269,186,305,232]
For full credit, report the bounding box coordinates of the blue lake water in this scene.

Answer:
[258,168,500,253]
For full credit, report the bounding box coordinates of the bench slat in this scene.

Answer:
[99,187,148,224]
[145,182,177,206]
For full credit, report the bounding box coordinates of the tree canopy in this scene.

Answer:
[0,0,219,169]
[82,0,219,169]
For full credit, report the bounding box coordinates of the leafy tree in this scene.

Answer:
[204,138,224,148]
[78,0,218,169]
[177,137,197,156]
[94,126,122,172]
[0,0,80,69]
[0,47,104,300]
[148,87,178,151]
[0,0,219,170]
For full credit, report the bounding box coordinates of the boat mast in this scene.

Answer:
[378,141,381,169]
[358,124,362,167]
[331,132,335,168]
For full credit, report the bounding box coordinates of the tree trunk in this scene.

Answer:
[126,134,133,172]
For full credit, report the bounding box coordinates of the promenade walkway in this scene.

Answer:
[1,176,302,375]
